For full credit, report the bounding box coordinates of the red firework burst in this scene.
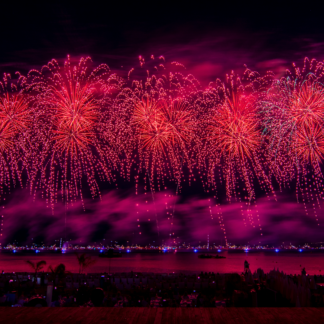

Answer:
[261,58,324,223]
[209,92,260,161]
[27,56,121,207]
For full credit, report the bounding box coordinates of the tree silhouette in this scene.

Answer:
[48,263,70,283]
[75,253,96,274]
[26,260,47,282]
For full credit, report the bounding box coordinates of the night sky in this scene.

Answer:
[1,2,324,246]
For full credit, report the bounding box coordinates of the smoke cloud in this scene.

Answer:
[2,188,323,246]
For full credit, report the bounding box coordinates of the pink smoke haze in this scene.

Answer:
[2,188,322,246]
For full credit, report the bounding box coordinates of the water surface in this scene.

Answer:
[1,251,324,275]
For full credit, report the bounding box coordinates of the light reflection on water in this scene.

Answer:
[1,251,324,275]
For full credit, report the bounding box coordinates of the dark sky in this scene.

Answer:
[2,2,324,78]
[2,1,324,246]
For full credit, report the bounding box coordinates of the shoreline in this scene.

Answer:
[2,249,324,255]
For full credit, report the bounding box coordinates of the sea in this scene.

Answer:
[1,250,324,275]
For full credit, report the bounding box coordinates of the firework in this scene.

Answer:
[0,54,323,242]
[296,123,324,164]
[112,55,200,193]
[202,70,275,231]
[0,73,34,186]
[261,58,324,223]
[27,56,123,208]
[122,57,201,239]
[131,95,197,194]
[0,92,31,133]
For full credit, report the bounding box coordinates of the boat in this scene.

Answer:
[198,254,213,259]
[198,254,226,259]
[214,254,226,259]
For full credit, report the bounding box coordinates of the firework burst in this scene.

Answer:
[27,56,122,208]
[113,56,200,193]
[0,54,323,242]
[132,95,196,192]
[203,70,275,231]
[0,73,34,186]
[261,58,324,223]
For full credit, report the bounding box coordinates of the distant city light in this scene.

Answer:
[299,249,303,252]
[217,249,221,252]
[275,249,279,252]
[194,249,198,253]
